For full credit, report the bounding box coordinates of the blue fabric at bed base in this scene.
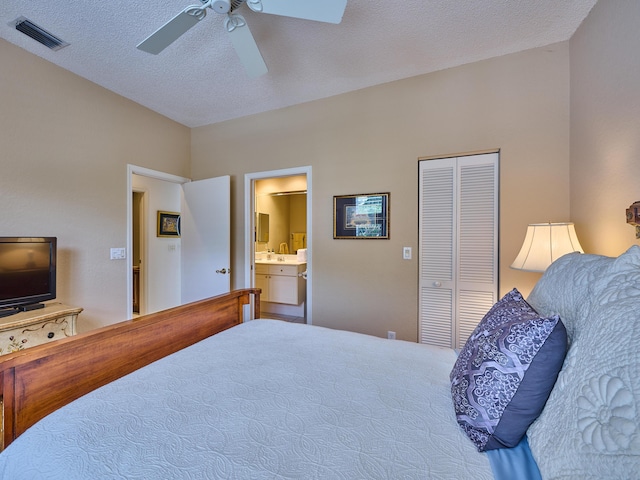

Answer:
[486,436,542,480]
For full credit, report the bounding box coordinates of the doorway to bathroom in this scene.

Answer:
[245,166,312,324]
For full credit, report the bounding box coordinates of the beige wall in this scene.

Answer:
[570,1,640,255]
[12,0,635,341]
[192,43,571,340]
[0,39,191,331]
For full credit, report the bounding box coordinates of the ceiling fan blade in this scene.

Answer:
[137,9,203,54]
[247,0,347,24]
[225,15,268,78]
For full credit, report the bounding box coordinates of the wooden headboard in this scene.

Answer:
[0,288,260,450]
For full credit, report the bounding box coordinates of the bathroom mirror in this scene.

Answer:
[256,213,269,243]
[255,192,306,253]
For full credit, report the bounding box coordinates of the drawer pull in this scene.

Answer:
[47,332,55,339]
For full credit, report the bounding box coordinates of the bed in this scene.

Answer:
[0,246,638,479]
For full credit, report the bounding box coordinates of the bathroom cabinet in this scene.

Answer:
[255,263,306,305]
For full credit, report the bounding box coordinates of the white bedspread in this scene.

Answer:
[0,320,492,479]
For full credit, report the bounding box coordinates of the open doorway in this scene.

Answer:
[245,167,312,324]
[126,165,231,320]
[127,166,188,319]
[131,190,145,317]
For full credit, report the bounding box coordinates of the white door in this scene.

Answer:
[181,175,231,304]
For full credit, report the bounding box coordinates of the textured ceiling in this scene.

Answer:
[0,1,597,128]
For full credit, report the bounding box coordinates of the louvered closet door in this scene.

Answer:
[419,159,456,347]
[456,155,498,347]
[419,153,498,349]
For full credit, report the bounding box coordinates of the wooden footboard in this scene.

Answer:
[0,289,260,450]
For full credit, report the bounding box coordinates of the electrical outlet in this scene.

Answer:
[387,331,396,340]
[403,247,412,260]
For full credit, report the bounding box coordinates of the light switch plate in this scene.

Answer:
[403,246,412,260]
[110,247,126,260]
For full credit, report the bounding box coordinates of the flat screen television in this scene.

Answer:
[0,237,57,317]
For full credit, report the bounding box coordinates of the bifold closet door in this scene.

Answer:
[419,153,498,349]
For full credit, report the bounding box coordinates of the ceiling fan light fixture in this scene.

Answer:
[247,0,263,13]
[224,14,246,32]
[10,16,69,51]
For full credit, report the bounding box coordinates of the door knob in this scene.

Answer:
[216,268,228,274]
[433,281,441,287]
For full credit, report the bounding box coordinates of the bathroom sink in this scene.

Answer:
[255,255,305,265]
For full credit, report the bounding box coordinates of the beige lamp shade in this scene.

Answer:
[510,222,584,272]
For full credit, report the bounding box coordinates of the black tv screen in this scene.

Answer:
[0,237,57,310]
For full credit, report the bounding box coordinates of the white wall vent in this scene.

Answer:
[9,17,69,51]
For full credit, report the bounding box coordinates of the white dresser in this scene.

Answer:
[0,303,82,355]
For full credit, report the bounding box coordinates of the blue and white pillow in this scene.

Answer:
[450,288,567,451]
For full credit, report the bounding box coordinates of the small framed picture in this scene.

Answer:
[333,193,389,239]
[157,211,181,237]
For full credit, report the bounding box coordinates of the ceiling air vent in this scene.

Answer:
[9,17,69,51]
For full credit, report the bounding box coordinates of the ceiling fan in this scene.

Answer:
[137,0,348,78]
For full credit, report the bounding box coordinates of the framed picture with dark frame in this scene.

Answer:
[157,211,181,237]
[333,193,389,239]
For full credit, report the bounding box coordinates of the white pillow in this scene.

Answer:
[527,246,640,478]
[527,251,610,343]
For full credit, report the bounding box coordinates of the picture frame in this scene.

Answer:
[333,193,389,239]
[157,211,181,237]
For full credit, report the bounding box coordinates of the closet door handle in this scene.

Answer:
[433,281,442,287]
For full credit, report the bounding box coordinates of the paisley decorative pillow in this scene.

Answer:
[450,288,567,451]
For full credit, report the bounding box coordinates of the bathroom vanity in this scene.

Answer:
[255,257,306,305]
